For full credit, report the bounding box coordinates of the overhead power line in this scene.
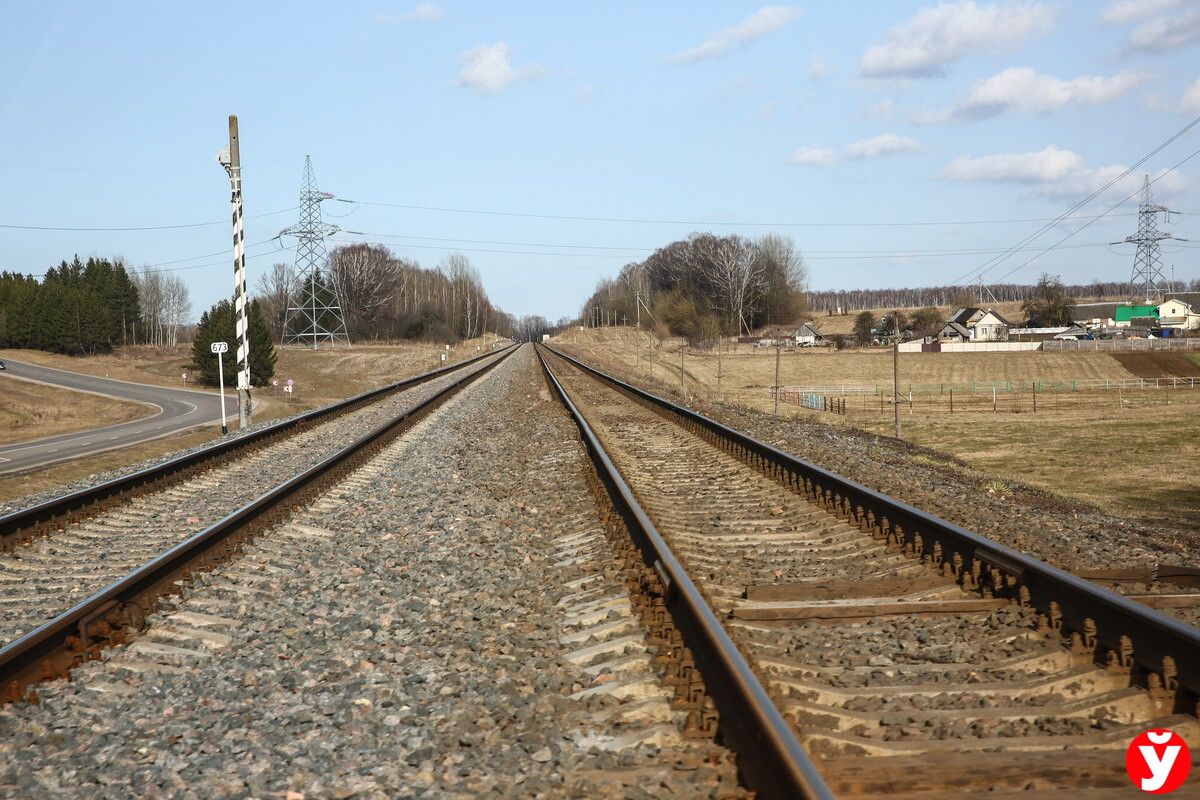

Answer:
[0,207,298,232]
[949,114,1200,289]
[0,156,303,174]
[334,198,1141,229]
[985,146,1200,287]
[334,229,1112,261]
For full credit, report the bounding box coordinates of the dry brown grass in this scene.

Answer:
[0,376,148,445]
[556,328,1200,534]
[556,326,1140,400]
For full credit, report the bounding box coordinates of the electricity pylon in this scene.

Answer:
[281,156,350,347]
[1123,175,1178,303]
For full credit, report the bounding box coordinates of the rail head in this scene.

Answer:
[541,342,1200,711]
[0,344,515,542]
[535,344,833,800]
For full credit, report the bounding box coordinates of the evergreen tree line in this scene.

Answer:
[808,278,1200,315]
[189,299,277,387]
[254,244,521,344]
[0,256,193,355]
[578,233,809,344]
[0,257,139,354]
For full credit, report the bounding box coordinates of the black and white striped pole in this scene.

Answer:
[218,115,252,429]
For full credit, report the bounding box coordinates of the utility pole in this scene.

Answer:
[717,334,722,392]
[635,291,641,368]
[679,343,685,390]
[774,341,782,416]
[218,116,252,429]
[893,310,901,438]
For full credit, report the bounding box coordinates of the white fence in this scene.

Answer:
[938,341,1042,353]
[1043,338,1200,351]
[784,376,1200,396]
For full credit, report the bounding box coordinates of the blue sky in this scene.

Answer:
[2,1,1199,321]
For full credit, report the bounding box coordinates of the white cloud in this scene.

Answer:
[1128,7,1200,51]
[1183,78,1200,112]
[947,67,1147,118]
[376,3,442,23]
[845,133,922,159]
[941,145,1081,183]
[457,43,543,94]
[789,145,837,166]
[807,54,829,80]
[939,145,1187,200]
[1103,0,1190,25]
[788,133,921,165]
[1103,0,1200,52]
[667,6,800,64]
[859,1,1053,78]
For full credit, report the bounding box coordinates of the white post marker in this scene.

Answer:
[211,341,229,434]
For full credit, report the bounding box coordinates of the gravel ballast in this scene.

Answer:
[0,346,742,798]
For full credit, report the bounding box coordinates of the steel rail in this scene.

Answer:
[543,343,1200,713]
[0,345,516,697]
[535,344,834,800]
[1,344,514,544]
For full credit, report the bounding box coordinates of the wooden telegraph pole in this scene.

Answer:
[893,310,901,438]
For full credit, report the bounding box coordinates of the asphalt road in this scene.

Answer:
[0,359,233,475]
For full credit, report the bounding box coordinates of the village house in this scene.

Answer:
[791,323,826,346]
[1114,304,1157,328]
[942,307,1011,342]
[1155,298,1200,331]
[937,321,972,343]
[1069,302,1119,330]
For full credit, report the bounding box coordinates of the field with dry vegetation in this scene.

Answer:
[0,377,148,445]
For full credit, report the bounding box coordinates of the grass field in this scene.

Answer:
[0,376,149,445]
[556,327,1200,535]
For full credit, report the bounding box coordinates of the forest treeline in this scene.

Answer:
[256,244,529,344]
[578,233,809,344]
[0,257,157,355]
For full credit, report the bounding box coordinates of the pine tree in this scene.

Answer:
[190,299,276,387]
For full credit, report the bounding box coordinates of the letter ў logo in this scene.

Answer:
[1126,729,1192,794]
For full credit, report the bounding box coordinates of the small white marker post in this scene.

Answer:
[211,341,229,434]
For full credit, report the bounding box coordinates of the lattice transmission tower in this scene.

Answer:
[1122,175,1178,303]
[281,156,350,347]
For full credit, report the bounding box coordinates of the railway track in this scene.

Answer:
[537,343,1200,798]
[0,346,514,700]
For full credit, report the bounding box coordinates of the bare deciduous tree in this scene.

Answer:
[254,262,295,343]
